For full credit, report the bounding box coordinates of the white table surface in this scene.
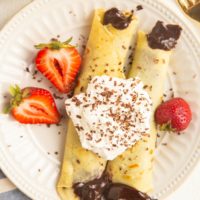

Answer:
[0,0,199,200]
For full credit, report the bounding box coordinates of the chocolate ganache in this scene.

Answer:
[147,21,182,51]
[73,173,155,200]
[105,183,153,200]
[103,8,133,30]
[74,174,110,200]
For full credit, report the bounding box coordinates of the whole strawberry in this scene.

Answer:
[4,85,60,124]
[155,98,192,132]
[35,37,81,94]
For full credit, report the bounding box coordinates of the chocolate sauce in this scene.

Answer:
[136,5,143,11]
[103,8,133,30]
[147,21,182,51]
[105,183,153,200]
[73,174,154,200]
[74,174,110,200]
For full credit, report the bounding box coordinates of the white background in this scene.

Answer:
[0,0,199,199]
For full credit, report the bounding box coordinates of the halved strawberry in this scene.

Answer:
[4,85,60,124]
[35,38,81,93]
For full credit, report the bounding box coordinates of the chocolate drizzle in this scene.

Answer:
[147,21,182,51]
[73,173,154,200]
[103,8,133,30]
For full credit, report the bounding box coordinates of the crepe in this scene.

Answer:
[57,9,138,199]
[107,31,172,193]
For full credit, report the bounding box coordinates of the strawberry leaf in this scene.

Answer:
[3,104,13,114]
[158,122,177,132]
[22,88,30,98]
[4,85,23,113]
[15,85,21,93]
[9,85,16,96]
[14,93,22,105]
[63,37,73,45]
[35,37,74,50]
[9,85,21,97]
[34,43,51,49]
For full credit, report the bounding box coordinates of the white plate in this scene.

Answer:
[0,0,200,199]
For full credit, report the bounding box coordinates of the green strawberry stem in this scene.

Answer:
[3,85,30,114]
[34,37,74,50]
[158,122,176,132]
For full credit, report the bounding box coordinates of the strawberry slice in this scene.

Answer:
[35,38,81,93]
[4,85,60,124]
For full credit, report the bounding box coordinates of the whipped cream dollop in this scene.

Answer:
[65,76,152,160]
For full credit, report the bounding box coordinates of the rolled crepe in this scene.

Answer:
[107,30,173,193]
[57,9,138,200]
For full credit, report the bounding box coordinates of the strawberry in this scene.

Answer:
[4,85,60,124]
[155,98,192,132]
[35,38,81,93]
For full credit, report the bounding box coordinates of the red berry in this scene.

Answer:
[35,38,81,93]
[4,85,60,124]
[155,98,192,132]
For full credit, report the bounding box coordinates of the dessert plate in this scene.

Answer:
[0,0,200,199]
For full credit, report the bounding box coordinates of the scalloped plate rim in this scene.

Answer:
[0,0,199,200]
